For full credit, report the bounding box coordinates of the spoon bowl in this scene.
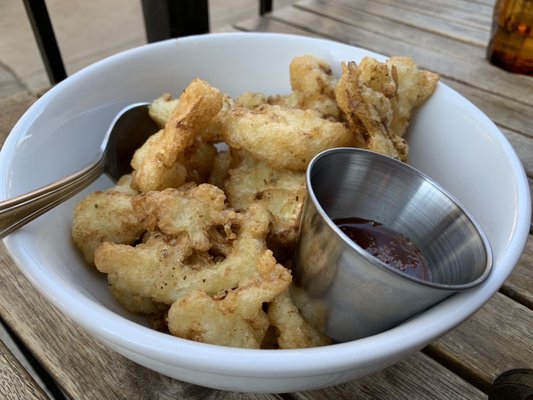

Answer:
[0,103,158,238]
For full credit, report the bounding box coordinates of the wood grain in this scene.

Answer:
[0,92,36,143]
[370,0,495,27]
[425,293,533,392]
[324,0,491,45]
[0,339,48,400]
[292,352,485,400]
[295,0,491,53]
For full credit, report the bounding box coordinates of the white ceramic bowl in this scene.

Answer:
[0,33,530,393]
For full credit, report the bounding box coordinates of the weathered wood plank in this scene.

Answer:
[291,352,485,399]
[472,0,496,6]
[234,16,320,37]
[210,0,294,31]
[374,0,495,22]
[273,3,533,106]
[297,0,490,46]
[0,339,49,400]
[1,7,532,396]
[0,92,37,144]
[281,2,486,60]
[296,0,490,49]
[351,0,492,31]
[425,293,533,392]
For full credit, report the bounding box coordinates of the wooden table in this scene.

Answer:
[1,0,532,398]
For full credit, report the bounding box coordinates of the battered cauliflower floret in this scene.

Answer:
[224,154,306,249]
[131,79,223,192]
[223,104,357,172]
[71,175,144,265]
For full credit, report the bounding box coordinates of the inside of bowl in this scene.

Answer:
[407,83,523,272]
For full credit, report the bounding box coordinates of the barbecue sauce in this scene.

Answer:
[334,217,430,280]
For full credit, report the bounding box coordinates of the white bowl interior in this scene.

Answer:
[0,33,530,393]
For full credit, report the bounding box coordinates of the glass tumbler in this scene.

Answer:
[487,0,533,75]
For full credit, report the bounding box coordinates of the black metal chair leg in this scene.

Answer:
[24,0,267,84]
[141,0,209,43]
[22,0,67,84]
[260,0,273,15]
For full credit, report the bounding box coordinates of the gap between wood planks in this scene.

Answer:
[1,317,68,400]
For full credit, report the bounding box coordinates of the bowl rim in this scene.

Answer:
[0,32,530,378]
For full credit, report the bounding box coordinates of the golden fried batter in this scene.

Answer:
[336,56,439,161]
[94,196,281,303]
[224,154,305,248]
[387,56,439,138]
[358,57,397,98]
[131,79,223,192]
[236,91,267,109]
[168,289,264,348]
[167,250,291,348]
[268,289,331,349]
[148,93,179,128]
[269,55,340,120]
[71,175,144,265]
[207,150,232,189]
[336,61,399,158]
[109,276,168,315]
[133,184,235,252]
[149,92,234,143]
[223,104,356,172]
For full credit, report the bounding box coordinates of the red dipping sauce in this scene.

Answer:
[334,217,430,280]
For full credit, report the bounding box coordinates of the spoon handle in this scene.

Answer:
[0,159,104,239]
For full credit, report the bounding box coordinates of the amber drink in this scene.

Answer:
[487,0,533,75]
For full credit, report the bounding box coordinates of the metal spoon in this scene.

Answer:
[0,102,159,238]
